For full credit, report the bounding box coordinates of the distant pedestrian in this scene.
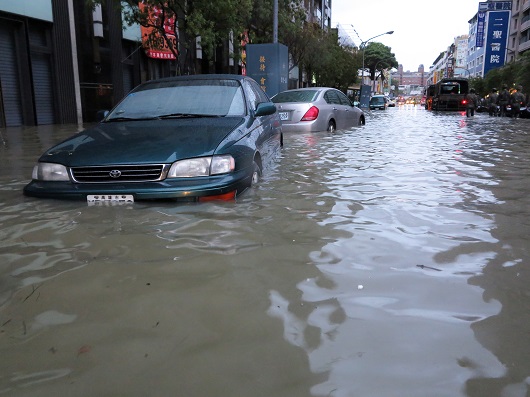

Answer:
[510,85,526,119]
[497,85,510,117]
[488,88,499,116]
[465,88,479,117]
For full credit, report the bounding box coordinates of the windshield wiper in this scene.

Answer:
[105,116,159,122]
[157,113,223,119]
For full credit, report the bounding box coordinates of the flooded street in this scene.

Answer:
[1,107,529,397]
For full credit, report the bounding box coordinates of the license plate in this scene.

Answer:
[87,194,134,205]
[279,112,289,121]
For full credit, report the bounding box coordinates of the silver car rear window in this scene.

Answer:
[272,90,318,103]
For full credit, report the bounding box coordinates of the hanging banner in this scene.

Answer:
[139,2,178,60]
[476,11,486,47]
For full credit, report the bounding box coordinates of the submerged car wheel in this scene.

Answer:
[250,161,261,186]
[359,115,365,126]
[327,120,336,133]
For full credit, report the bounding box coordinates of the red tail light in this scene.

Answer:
[462,99,468,105]
[301,106,319,121]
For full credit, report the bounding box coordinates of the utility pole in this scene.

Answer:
[273,0,278,43]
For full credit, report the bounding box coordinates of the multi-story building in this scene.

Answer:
[305,0,332,30]
[466,1,520,77]
[508,0,530,58]
[427,1,528,82]
[454,35,469,75]
[391,65,428,94]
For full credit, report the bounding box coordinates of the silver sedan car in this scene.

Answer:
[271,87,365,132]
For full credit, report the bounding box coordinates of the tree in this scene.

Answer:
[474,52,530,98]
[363,42,398,84]
[247,0,306,45]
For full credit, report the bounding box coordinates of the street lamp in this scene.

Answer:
[359,30,394,107]
[360,31,394,87]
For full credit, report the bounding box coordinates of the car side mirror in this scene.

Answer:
[254,102,277,117]
[96,110,109,122]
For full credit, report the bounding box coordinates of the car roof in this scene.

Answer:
[137,74,249,90]
[283,87,334,91]
[148,74,246,83]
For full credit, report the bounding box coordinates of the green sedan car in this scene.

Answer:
[24,74,283,204]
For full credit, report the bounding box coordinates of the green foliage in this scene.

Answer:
[248,0,306,45]
[363,42,398,82]
[472,53,530,97]
[285,23,360,90]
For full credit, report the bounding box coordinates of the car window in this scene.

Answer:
[336,91,352,106]
[107,79,246,119]
[271,90,318,103]
[324,90,341,105]
[441,84,460,94]
[244,81,258,111]
[248,79,270,103]
[244,79,271,111]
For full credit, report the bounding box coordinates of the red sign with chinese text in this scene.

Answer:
[139,2,178,60]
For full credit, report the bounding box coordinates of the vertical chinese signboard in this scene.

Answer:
[478,1,511,75]
[139,2,178,60]
[246,43,288,97]
[476,11,486,47]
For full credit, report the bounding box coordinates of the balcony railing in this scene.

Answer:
[521,18,530,32]
[519,38,530,52]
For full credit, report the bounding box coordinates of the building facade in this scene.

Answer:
[0,0,155,127]
[2,0,323,127]
[508,0,530,58]
[466,0,529,77]
[391,65,428,94]
[426,0,528,83]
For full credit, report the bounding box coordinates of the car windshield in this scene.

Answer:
[272,90,318,103]
[370,97,385,104]
[107,79,246,120]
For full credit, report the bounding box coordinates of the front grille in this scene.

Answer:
[71,164,166,183]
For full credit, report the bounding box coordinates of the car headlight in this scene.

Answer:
[32,163,70,181]
[167,155,235,178]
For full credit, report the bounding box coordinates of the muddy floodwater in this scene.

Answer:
[1,107,530,397]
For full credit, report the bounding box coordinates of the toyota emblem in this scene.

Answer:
[109,169,121,178]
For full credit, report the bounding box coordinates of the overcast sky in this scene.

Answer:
[331,0,481,71]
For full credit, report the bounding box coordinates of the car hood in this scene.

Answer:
[40,118,245,166]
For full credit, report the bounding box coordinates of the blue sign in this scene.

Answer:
[476,11,486,47]
[479,1,512,11]
[483,10,510,75]
[477,2,511,48]
[360,85,371,108]
[246,43,289,98]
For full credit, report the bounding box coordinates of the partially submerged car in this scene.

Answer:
[369,95,388,110]
[271,87,365,132]
[24,74,283,203]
